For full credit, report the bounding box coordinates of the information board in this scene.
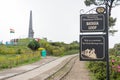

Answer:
[80,14,106,32]
[80,35,106,61]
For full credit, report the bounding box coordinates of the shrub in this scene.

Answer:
[52,47,65,56]
[87,61,106,80]
[16,49,23,54]
[88,55,120,80]
[28,39,40,51]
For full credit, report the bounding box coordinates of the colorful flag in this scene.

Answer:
[10,28,15,33]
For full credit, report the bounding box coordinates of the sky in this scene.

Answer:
[0,0,120,48]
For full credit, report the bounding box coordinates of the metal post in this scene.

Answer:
[105,0,110,80]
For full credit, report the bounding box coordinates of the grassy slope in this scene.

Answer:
[0,38,41,70]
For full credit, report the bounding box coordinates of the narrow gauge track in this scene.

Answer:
[45,56,78,80]
[61,57,90,80]
[46,56,90,80]
[2,55,78,80]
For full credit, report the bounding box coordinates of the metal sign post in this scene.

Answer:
[105,0,110,80]
[80,0,120,80]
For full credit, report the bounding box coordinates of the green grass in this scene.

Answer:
[61,49,79,56]
[0,38,79,70]
[0,52,41,70]
[0,38,41,70]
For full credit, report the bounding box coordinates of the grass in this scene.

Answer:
[0,38,79,71]
[0,52,41,70]
[0,38,41,70]
[63,49,79,56]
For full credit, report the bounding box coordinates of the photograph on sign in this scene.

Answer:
[80,35,106,61]
[80,14,106,32]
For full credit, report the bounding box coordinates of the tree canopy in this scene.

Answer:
[84,0,118,35]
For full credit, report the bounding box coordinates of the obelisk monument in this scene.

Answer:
[28,10,34,38]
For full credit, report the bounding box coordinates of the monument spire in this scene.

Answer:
[28,10,34,38]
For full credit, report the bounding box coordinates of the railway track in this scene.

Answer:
[45,56,78,80]
[2,55,78,80]
[1,54,90,80]
[45,56,90,80]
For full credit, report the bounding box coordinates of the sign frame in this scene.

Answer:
[80,34,107,61]
[80,14,106,32]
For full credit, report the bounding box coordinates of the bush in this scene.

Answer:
[110,55,120,79]
[28,39,40,51]
[0,45,17,54]
[52,47,64,56]
[16,49,23,54]
[88,61,106,80]
[87,55,120,80]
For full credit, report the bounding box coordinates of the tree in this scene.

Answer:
[84,0,97,6]
[28,39,40,51]
[70,41,79,50]
[84,0,118,35]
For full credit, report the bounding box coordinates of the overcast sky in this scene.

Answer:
[0,0,120,48]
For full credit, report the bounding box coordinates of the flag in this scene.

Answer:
[10,28,15,33]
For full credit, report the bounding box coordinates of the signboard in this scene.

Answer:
[80,35,107,61]
[80,14,106,32]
